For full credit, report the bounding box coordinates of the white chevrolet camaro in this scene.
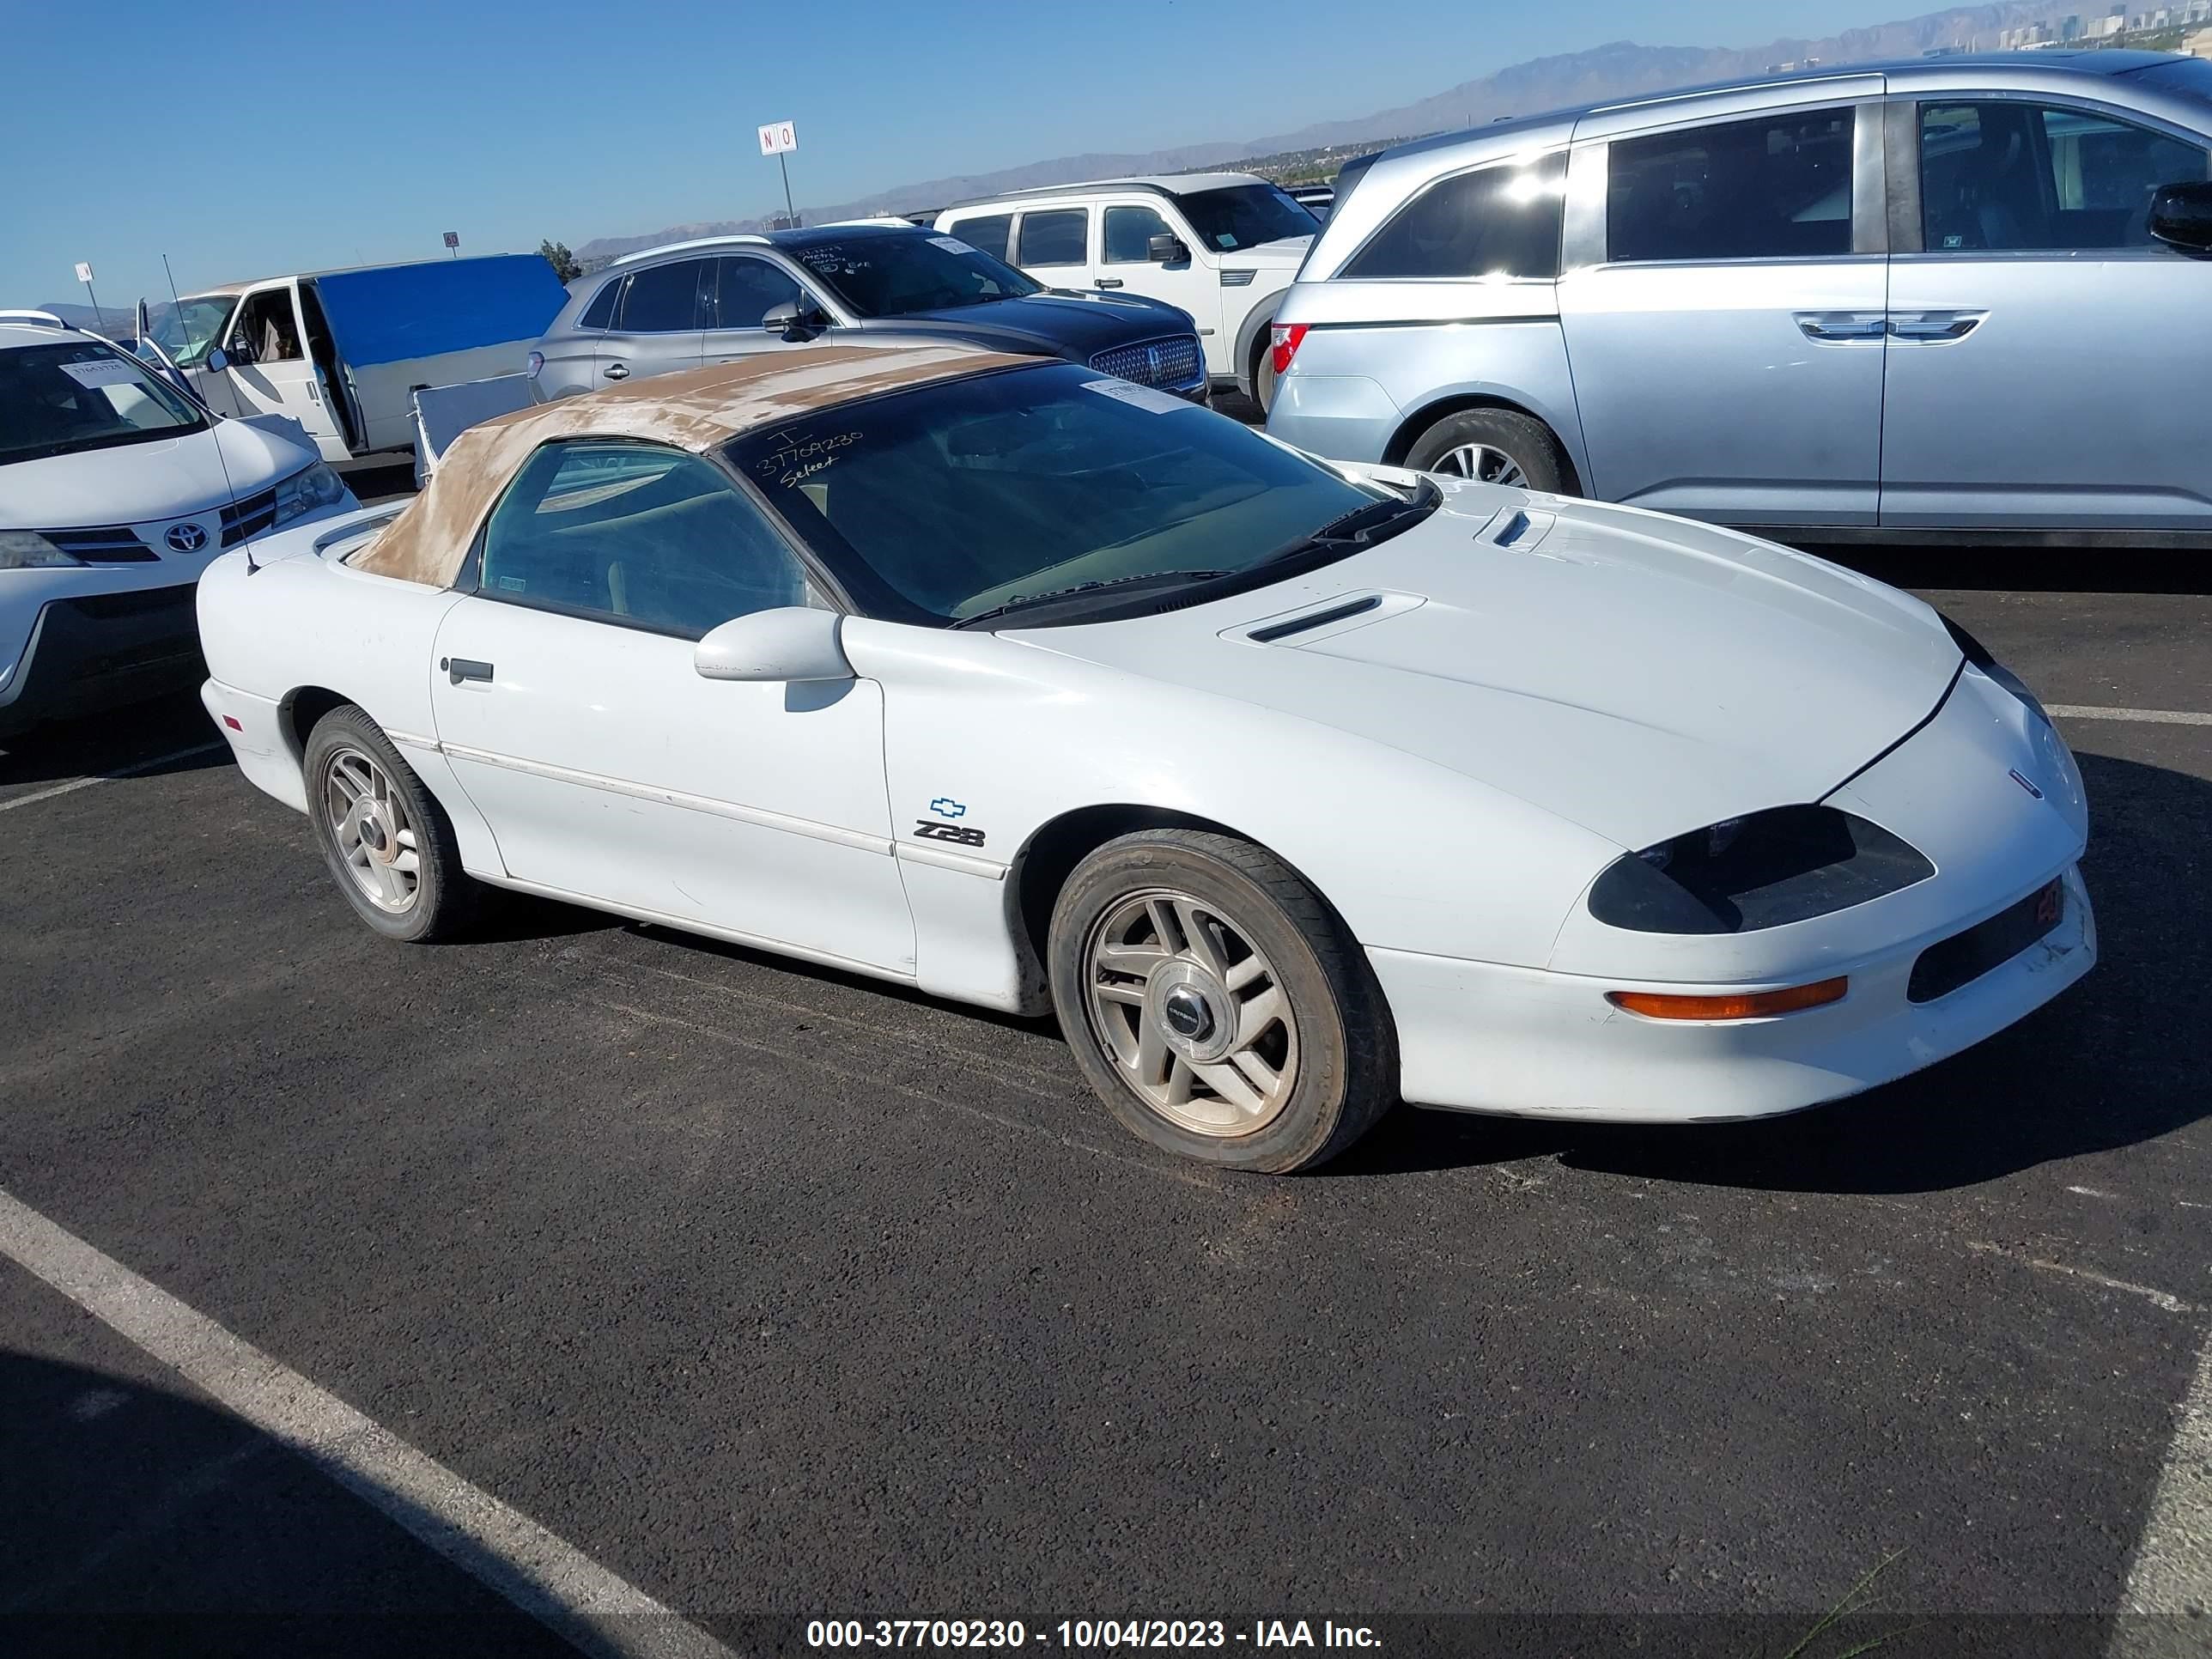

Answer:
[198,343,2094,1172]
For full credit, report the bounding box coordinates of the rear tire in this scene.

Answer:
[1404,407,1568,492]
[1251,335,1279,416]
[302,706,478,943]
[1048,830,1396,1173]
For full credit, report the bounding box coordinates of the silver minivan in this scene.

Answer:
[1268,51,2212,542]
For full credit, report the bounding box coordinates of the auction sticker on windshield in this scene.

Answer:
[928,236,973,254]
[58,358,140,388]
[1081,379,1190,416]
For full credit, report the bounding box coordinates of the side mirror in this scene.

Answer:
[2148,179,2212,257]
[762,300,828,340]
[1147,232,1191,264]
[204,348,230,373]
[694,607,852,684]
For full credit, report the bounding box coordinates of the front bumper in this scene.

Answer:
[1372,661,2097,1122]
[1373,862,2094,1122]
[0,585,204,738]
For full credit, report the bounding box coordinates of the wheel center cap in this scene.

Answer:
[1162,986,1212,1042]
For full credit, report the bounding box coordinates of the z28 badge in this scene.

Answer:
[914,822,987,848]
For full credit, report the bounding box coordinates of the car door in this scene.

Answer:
[427,439,915,974]
[701,254,811,366]
[1557,93,1888,526]
[591,257,710,391]
[1012,206,1091,289]
[1094,198,1224,371]
[220,282,348,459]
[1881,94,2212,531]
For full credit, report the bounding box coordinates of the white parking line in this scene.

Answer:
[0,740,224,814]
[2112,1327,2212,1657]
[0,1187,736,1659]
[2047,704,2212,727]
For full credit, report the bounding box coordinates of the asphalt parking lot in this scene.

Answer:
[3,515,2209,1656]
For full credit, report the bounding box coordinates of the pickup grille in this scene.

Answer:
[1090,334,1202,390]
[222,486,279,546]
[40,526,158,562]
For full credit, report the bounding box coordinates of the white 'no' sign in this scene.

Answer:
[758,121,798,156]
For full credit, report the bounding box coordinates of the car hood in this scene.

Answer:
[1221,234,1312,270]
[889,289,1194,357]
[1010,486,1963,852]
[0,416,313,530]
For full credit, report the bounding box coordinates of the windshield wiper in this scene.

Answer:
[1255,481,1440,568]
[952,568,1231,629]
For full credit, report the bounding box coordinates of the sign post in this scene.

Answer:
[442,231,460,258]
[73,262,107,334]
[757,120,799,229]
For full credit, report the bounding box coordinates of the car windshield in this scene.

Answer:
[787,234,1041,317]
[1171,184,1319,252]
[0,340,209,466]
[143,296,238,368]
[726,362,1418,627]
[2130,55,2212,110]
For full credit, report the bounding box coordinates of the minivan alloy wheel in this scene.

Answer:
[1433,443,1527,486]
[1083,887,1299,1137]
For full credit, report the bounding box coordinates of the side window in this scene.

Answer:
[710,256,805,330]
[1607,108,1856,263]
[952,214,1012,262]
[234,289,305,362]
[1919,101,2212,252]
[578,279,621,330]
[616,259,707,332]
[1103,205,1175,264]
[479,443,814,638]
[1341,153,1567,279]
[1016,209,1090,267]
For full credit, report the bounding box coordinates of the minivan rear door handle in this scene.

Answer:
[1795,312,1886,343]
[1887,311,1987,342]
[603,362,629,380]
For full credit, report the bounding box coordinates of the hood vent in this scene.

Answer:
[1249,594,1384,642]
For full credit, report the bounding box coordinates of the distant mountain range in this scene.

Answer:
[576,0,2076,261]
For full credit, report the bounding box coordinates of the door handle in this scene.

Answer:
[1795,313,1886,342]
[441,656,494,685]
[602,362,629,380]
[1888,311,1986,342]
[1095,277,1125,289]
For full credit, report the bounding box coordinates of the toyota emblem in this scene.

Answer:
[165,521,209,554]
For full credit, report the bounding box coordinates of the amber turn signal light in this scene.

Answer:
[1606,977,1848,1021]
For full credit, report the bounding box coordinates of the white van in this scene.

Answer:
[935,173,1317,409]
[143,256,568,468]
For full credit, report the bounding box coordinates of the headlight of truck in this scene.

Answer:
[1588,805,1934,935]
[270,463,348,528]
[0,531,83,570]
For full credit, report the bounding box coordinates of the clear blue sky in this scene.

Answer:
[5,0,1910,308]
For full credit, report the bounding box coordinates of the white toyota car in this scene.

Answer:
[197,343,2094,1172]
[1,314,354,740]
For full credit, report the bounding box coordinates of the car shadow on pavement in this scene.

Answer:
[0,691,227,790]
[1333,749,2210,1195]
[0,1349,581,1659]
[1815,544,2212,597]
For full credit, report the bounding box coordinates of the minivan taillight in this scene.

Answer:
[1269,323,1308,378]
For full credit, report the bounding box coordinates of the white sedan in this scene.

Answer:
[198,343,2095,1172]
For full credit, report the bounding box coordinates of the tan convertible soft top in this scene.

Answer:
[350,342,1042,587]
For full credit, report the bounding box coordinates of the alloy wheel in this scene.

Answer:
[320,745,422,915]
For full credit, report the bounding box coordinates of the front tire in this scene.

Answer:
[1047,830,1396,1172]
[303,705,477,942]
[1250,335,1279,416]
[1403,407,1567,492]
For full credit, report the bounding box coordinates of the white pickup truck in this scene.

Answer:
[143,256,568,468]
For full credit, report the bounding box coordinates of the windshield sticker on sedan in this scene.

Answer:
[753,427,862,488]
[927,236,972,254]
[58,357,140,387]
[1080,379,1189,416]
